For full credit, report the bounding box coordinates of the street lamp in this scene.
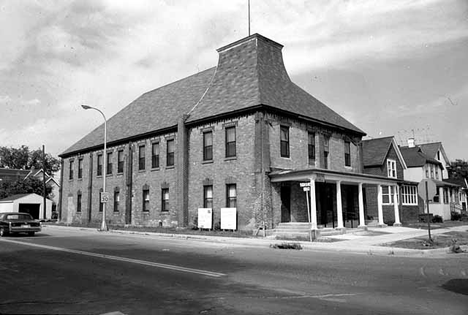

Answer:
[81,104,108,231]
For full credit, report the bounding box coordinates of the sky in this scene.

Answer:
[1,0,468,161]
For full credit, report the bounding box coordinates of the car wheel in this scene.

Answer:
[0,228,6,237]
[28,232,35,236]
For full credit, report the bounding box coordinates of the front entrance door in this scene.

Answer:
[281,186,291,222]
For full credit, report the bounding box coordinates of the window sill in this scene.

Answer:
[142,211,150,214]
[161,210,169,213]
[166,166,175,170]
[138,169,146,173]
[202,160,213,164]
[224,157,237,161]
[151,168,160,171]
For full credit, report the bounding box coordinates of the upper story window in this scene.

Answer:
[437,151,440,160]
[203,131,213,161]
[387,159,396,178]
[167,139,175,167]
[344,140,351,167]
[117,150,124,173]
[142,187,150,212]
[425,165,429,178]
[152,142,160,169]
[430,164,434,179]
[106,152,113,175]
[323,136,330,169]
[203,185,213,208]
[226,184,237,208]
[97,154,103,176]
[280,126,290,158]
[161,188,169,212]
[138,145,145,171]
[78,158,83,179]
[69,159,74,180]
[225,126,236,158]
[308,132,315,165]
[435,167,439,180]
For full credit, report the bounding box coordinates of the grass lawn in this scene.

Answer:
[385,230,468,250]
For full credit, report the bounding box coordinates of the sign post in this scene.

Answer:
[417,179,437,243]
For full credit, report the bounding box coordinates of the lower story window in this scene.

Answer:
[161,188,169,212]
[226,184,237,208]
[382,186,397,205]
[143,189,150,212]
[401,185,418,205]
[204,185,213,208]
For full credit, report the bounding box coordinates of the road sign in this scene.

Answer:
[417,179,437,200]
[100,192,110,203]
[303,187,310,192]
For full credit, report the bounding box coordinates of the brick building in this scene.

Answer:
[59,34,401,234]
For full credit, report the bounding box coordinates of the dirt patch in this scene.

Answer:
[384,231,468,250]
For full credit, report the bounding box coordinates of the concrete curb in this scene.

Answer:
[42,224,468,258]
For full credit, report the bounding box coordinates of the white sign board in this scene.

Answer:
[197,208,212,229]
[418,179,437,200]
[300,182,310,187]
[221,208,237,230]
[100,192,110,203]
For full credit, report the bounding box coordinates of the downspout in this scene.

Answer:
[87,153,93,223]
[58,158,64,222]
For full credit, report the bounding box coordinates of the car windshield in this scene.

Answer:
[6,214,33,220]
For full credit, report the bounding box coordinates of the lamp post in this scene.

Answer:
[81,104,108,231]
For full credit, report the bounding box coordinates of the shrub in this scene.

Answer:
[432,215,443,223]
[451,211,462,221]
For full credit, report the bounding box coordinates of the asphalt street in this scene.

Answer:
[0,227,467,315]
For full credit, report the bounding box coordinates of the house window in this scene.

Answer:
[78,158,83,179]
[226,184,237,208]
[401,185,418,205]
[430,165,434,179]
[382,186,396,205]
[425,166,429,178]
[138,145,145,170]
[69,159,74,180]
[433,188,440,203]
[203,185,213,208]
[387,159,397,178]
[443,188,449,204]
[97,154,103,176]
[114,189,120,212]
[308,132,315,165]
[117,150,124,173]
[107,152,112,175]
[435,168,439,180]
[167,139,175,167]
[280,126,290,158]
[323,136,330,169]
[203,131,213,161]
[437,151,440,160]
[142,188,150,212]
[151,143,160,169]
[99,189,103,212]
[225,126,236,158]
[344,141,351,167]
[77,192,82,212]
[161,188,169,212]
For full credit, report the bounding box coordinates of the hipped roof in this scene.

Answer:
[61,34,364,157]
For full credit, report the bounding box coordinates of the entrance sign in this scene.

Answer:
[197,208,212,229]
[221,208,237,230]
[302,187,310,192]
[418,179,437,200]
[300,182,310,187]
[100,192,110,203]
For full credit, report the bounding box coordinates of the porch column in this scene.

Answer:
[336,181,344,229]
[309,178,317,230]
[377,184,385,225]
[393,185,401,226]
[358,183,366,228]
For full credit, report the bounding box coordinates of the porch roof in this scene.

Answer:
[269,168,402,185]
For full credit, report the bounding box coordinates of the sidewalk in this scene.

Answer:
[43,224,468,258]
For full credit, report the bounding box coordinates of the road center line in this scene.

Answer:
[1,239,225,278]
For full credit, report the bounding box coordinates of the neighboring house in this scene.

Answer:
[400,139,462,220]
[0,193,53,220]
[362,137,422,224]
[59,33,402,234]
[418,142,450,179]
[24,168,60,209]
[443,177,467,212]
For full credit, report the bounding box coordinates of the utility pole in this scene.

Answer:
[43,145,47,220]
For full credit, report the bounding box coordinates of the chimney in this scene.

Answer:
[408,138,415,148]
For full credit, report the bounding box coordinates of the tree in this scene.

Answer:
[0,145,60,174]
[448,159,468,179]
[0,177,53,200]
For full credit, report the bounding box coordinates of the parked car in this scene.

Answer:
[0,212,41,237]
